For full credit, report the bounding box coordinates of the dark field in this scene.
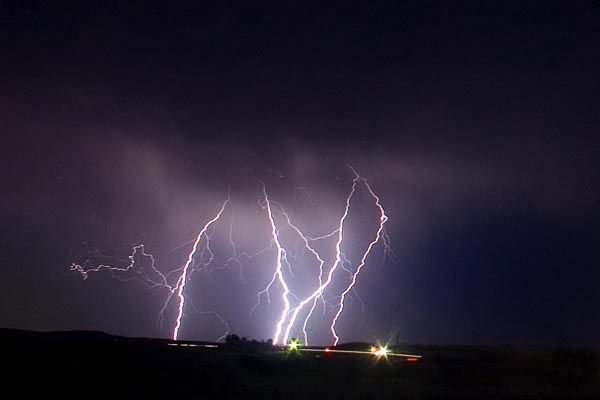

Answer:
[3,329,599,399]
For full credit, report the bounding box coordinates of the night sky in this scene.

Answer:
[1,1,599,346]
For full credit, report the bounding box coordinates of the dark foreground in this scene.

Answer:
[2,329,599,399]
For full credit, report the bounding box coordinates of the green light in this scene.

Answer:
[287,338,301,351]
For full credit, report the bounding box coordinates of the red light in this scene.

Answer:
[406,357,419,362]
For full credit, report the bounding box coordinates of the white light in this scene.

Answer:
[374,346,388,357]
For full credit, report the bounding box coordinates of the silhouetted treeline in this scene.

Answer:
[223,333,274,354]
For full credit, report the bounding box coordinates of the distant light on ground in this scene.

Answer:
[371,345,389,358]
[287,338,301,352]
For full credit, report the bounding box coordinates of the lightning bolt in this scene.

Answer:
[172,197,231,340]
[70,244,172,290]
[71,166,392,346]
[269,201,329,345]
[329,167,389,345]
[253,183,292,345]
[71,197,234,342]
[277,168,360,345]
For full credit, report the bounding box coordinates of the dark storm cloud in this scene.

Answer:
[3,84,595,242]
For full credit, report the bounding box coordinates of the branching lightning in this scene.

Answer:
[277,170,360,345]
[172,197,230,340]
[329,167,389,344]
[70,166,392,345]
[257,183,292,345]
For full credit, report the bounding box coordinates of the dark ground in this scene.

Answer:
[2,328,599,399]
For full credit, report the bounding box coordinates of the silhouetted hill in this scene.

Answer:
[3,328,600,399]
[0,327,114,340]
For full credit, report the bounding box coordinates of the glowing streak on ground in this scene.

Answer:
[298,347,421,359]
[279,170,361,345]
[329,168,389,345]
[172,198,230,340]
